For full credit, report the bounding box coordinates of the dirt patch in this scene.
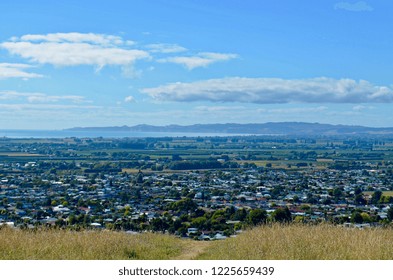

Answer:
[172,241,211,260]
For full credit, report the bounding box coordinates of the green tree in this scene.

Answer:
[333,187,343,199]
[351,211,363,224]
[135,171,144,184]
[360,213,371,223]
[233,208,247,221]
[247,209,267,226]
[371,190,383,204]
[150,218,168,233]
[272,207,292,223]
[168,198,198,213]
[387,207,393,222]
[355,194,366,205]
[190,217,207,229]
[211,210,227,225]
[68,214,76,225]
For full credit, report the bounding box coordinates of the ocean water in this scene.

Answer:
[0,129,240,139]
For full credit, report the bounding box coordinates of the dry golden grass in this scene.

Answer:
[197,224,393,260]
[0,227,186,260]
[3,224,393,260]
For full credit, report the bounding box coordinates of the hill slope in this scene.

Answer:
[2,224,393,260]
[66,122,393,136]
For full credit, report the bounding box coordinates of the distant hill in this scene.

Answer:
[65,122,393,136]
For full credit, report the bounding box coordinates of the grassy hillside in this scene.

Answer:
[198,224,393,260]
[1,224,393,260]
[0,227,187,260]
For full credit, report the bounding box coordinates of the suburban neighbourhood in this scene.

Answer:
[1,135,393,240]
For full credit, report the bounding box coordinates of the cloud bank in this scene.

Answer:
[1,33,149,69]
[141,77,393,104]
[1,33,237,74]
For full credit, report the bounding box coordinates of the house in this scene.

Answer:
[187,228,198,235]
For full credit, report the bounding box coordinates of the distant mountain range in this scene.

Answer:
[65,122,393,136]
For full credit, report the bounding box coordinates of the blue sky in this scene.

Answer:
[1,0,393,129]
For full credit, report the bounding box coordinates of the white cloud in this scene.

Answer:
[20,32,128,45]
[141,77,393,104]
[0,91,20,100]
[146,43,187,53]
[1,33,150,70]
[0,90,87,103]
[195,105,246,112]
[0,90,40,101]
[2,41,149,67]
[0,103,100,111]
[0,63,43,79]
[352,105,366,111]
[124,95,136,103]
[352,105,374,111]
[121,65,142,79]
[158,52,238,70]
[334,1,373,12]
[2,33,238,75]
[27,95,87,103]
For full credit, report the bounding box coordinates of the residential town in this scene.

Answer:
[1,136,393,240]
